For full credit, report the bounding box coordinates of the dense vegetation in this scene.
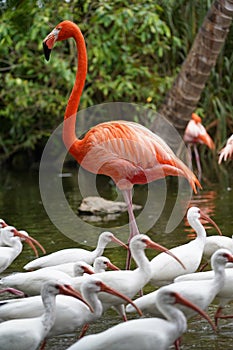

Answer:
[1,0,233,166]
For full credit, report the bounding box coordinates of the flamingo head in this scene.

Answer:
[43,20,79,61]
[191,113,202,124]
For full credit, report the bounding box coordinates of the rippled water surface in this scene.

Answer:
[0,164,232,349]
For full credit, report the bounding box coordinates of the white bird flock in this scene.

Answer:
[0,207,230,350]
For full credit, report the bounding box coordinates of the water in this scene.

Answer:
[0,164,233,349]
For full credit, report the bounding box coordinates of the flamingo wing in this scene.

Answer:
[74,121,200,192]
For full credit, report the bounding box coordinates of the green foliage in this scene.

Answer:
[0,0,232,164]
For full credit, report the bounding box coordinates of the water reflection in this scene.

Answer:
[0,167,232,349]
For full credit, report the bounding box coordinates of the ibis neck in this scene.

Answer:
[189,218,207,245]
[63,26,87,152]
[91,239,107,261]
[212,260,226,292]
[131,247,152,281]
[162,304,187,336]
[82,288,103,319]
[41,291,57,336]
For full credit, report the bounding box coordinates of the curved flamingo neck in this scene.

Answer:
[63,25,87,153]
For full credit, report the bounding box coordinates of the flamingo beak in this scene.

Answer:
[200,210,222,236]
[43,28,59,61]
[59,284,94,313]
[98,281,143,317]
[106,261,120,271]
[174,292,216,332]
[146,239,186,270]
[13,229,46,257]
[111,236,128,250]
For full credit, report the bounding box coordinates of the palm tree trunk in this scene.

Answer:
[154,0,233,136]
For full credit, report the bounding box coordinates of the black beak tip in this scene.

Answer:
[43,41,51,61]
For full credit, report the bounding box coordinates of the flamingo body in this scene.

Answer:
[184,113,214,149]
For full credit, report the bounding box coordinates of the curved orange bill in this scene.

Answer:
[107,261,120,271]
[174,291,216,332]
[111,236,128,250]
[14,230,46,257]
[98,281,143,317]
[59,284,94,313]
[82,265,95,275]
[187,210,222,239]
[200,211,222,236]
[146,239,186,270]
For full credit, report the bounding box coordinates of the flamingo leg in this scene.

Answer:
[193,144,202,181]
[187,144,192,169]
[122,189,140,269]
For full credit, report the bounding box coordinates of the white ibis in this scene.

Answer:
[0,281,91,350]
[42,260,95,277]
[218,134,233,164]
[79,234,184,320]
[0,268,74,296]
[126,249,233,321]
[0,257,117,296]
[43,256,119,277]
[174,249,233,326]
[23,231,127,270]
[201,235,233,270]
[0,276,141,340]
[0,226,45,274]
[66,287,215,350]
[149,206,222,287]
[93,256,120,273]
